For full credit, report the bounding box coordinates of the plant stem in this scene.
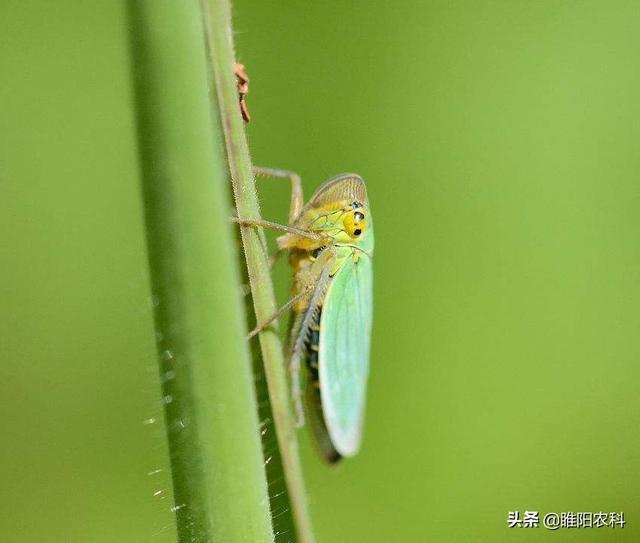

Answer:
[128,2,273,541]
[202,1,316,542]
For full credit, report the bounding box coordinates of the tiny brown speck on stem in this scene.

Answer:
[234,62,251,123]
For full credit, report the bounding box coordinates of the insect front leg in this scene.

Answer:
[231,216,322,242]
[232,167,322,244]
[253,166,305,223]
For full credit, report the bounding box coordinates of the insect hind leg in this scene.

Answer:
[289,248,335,426]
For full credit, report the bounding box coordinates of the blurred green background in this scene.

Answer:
[2,1,639,542]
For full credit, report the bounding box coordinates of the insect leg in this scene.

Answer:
[231,217,322,242]
[253,166,305,223]
[246,285,312,339]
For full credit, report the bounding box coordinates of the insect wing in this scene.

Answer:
[318,246,373,457]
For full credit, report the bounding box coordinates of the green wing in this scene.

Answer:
[318,244,373,457]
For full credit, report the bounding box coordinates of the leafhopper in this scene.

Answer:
[238,168,374,462]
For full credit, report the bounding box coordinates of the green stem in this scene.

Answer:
[202,1,316,543]
[128,2,273,542]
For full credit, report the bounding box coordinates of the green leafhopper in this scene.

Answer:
[240,168,374,462]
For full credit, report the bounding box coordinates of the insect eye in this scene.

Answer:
[344,209,366,239]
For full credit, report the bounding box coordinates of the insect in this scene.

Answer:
[237,168,374,462]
